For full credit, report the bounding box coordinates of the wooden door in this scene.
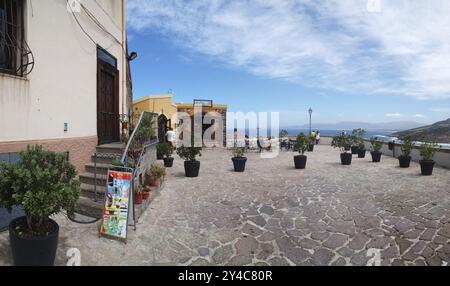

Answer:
[97,60,120,145]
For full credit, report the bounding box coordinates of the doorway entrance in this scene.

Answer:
[97,47,119,145]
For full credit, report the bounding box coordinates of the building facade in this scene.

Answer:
[133,95,227,146]
[0,0,132,171]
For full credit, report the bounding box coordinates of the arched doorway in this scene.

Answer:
[158,114,169,143]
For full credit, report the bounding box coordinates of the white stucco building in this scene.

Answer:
[0,0,133,171]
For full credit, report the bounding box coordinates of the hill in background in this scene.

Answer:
[393,118,450,143]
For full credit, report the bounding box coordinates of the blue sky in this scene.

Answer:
[127,0,450,127]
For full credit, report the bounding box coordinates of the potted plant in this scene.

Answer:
[158,143,175,168]
[147,163,166,187]
[135,185,143,205]
[369,137,383,163]
[419,138,439,176]
[398,136,413,168]
[142,187,151,200]
[293,133,309,169]
[156,143,164,160]
[331,132,353,165]
[0,145,80,266]
[350,129,359,155]
[176,145,202,177]
[232,147,247,172]
[307,133,315,152]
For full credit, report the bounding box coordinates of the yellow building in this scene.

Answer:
[133,96,227,146]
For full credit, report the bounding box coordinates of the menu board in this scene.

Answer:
[100,170,132,241]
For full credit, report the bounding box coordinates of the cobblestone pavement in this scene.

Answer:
[1,146,449,266]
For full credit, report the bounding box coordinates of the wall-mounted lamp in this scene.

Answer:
[127,52,138,61]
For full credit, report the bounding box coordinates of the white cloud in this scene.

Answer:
[413,114,426,118]
[127,0,450,100]
[385,113,403,118]
[431,107,450,113]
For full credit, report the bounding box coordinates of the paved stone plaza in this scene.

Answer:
[1,146,449,266]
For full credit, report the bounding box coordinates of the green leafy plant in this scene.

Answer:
[294,133,309,155]
[148,163,166,179]
[0,145,80,236]
[400,136,414,157]
[331,132,352,153]
[157,143,174,158]
[351,128,366,147]
[279,130,289,139]
[176,145,202,161]
[419,137,440,161]
[232,147,246,158]
[370,137,383,152]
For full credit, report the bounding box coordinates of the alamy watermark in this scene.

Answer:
[67,0,81,13]
[367,0,382,13]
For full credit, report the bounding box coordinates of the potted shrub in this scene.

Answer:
[135,185,143,205]
[142,187,151,200]
[307,133,315,152]
[399,136,413,168]
[232,147,247,172]
[293,133,309,169]
[156,143,164,160]
[158,143,175,168]
[369,137,383,163]
[419,138,439,176]
[177,145,202,177]
[331,132,353,165]
[147,163,166,187]
[0,145,80,266]
[350,129,360,155]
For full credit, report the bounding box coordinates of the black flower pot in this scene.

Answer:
[9,217,59,266]
[294,155,307,169]
[184,160,200,177]
[351,146,359,155]
[371,151,382,163]
[308,144,314,152]
[163,157,174,168]
[340,153,352,165]
[398,156,411,168]
[358,149,366,158]
[420,160,435,176]
[232,157,247,172]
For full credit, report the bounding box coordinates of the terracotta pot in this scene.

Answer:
[134,192,143,205]
[149,178,161,187]
[122,122,128,130]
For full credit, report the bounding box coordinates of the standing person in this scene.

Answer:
[245,135,250,150]
[166,128,176,148]
[316,131,321,145]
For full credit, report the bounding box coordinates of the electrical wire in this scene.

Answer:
[66,0,97,45]
[65,212,101,225]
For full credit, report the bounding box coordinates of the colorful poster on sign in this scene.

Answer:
[100,170,132,240]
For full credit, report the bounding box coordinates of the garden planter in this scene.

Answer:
[420,160,435,176]
[232,157,247,172]
[134,192,143,205]
[340,153,352,165]
[184,160,200,177]
[294,155,307,169]
[371,151,382,163]
[163,157,174,168]
[142,189,151,200]
[398,156,411,168]
[149,178,161,187]
[308,144,314,152]
[9,217,59,266]
[358,149,366,158]
[351,146,359,155]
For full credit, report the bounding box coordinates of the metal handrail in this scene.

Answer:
[120,111,155,165]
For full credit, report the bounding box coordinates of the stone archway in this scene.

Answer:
[158,114,169,143]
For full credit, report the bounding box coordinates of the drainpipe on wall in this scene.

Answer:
[121,0,126,121]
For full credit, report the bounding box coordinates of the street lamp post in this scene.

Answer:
[309,108,313,135]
